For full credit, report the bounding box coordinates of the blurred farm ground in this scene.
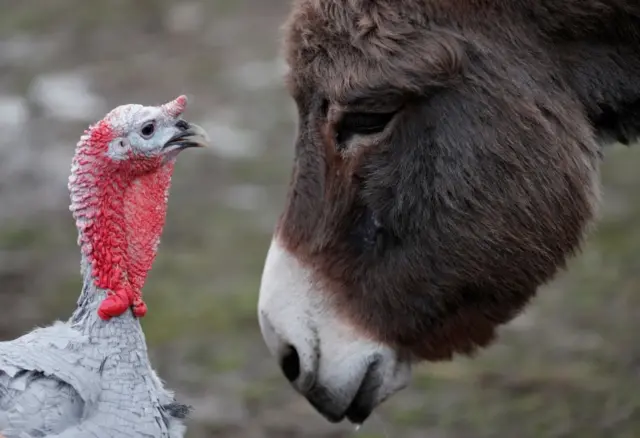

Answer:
[0,1,639,437]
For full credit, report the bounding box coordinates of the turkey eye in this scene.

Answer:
[335,112,396,145]
[140,122,155,138]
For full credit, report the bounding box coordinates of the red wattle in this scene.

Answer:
[98,289,131,320]
[71,121,175,321]
[131,296,148,318]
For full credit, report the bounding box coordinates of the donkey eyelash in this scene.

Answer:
[335,111,396,145]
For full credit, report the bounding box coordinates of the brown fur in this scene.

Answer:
[276,0,640,360]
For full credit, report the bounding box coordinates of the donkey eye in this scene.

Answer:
[335,112,395,145]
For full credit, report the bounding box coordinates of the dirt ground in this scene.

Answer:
[1,1,640,437]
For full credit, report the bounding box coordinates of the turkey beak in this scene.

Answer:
[164,121,209,151]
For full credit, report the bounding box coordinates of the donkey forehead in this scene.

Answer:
[284,1,464,103]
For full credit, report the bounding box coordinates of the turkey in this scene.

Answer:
[0,95,209,438]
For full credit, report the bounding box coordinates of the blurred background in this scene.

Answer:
[1,1,639,437]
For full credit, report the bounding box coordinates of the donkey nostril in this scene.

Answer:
[279,345,301,383]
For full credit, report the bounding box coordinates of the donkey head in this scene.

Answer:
[258,0,640,424]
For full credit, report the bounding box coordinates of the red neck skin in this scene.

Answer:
[70,121,174,320]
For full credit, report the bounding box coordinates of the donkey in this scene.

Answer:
[257,0,640,425]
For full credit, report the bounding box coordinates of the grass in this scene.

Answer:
[0,223,51,250]
[0,1,140,36]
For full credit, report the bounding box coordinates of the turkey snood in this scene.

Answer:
[0,95,209,438]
